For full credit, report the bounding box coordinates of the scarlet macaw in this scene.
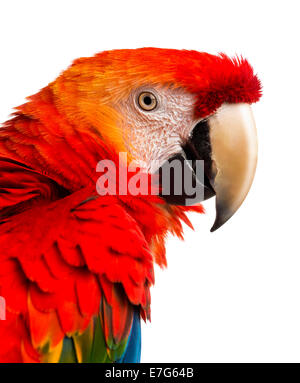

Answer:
[0,48,261,362]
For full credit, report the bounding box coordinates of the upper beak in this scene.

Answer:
[208,103,258,231]
[158,102,258,232]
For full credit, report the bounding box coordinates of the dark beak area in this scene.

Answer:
[157,118,215,205]
[157,103,258,232]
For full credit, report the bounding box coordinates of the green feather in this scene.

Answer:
[59,337,78,363]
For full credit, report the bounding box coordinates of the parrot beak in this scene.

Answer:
[158,103,258,232]
[207,103,258,232]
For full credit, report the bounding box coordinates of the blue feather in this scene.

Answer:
[116,309,141,363]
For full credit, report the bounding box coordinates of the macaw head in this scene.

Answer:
[51,48,261,231]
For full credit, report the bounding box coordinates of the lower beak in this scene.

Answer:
[158,103,258,232]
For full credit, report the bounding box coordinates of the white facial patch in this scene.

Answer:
[117,86,198,172]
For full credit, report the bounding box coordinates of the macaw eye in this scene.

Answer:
[137,92,157,111]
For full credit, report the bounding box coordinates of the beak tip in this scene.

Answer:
[210,206,232,232]
[210,220,226,233]
[210,220,222,232]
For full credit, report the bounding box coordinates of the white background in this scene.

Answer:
[0,0,299,363]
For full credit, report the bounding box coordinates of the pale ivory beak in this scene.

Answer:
[209,103,258,232]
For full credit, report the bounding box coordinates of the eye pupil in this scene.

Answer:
[143,96,152,105]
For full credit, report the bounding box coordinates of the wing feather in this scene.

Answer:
[0,159,151,362]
